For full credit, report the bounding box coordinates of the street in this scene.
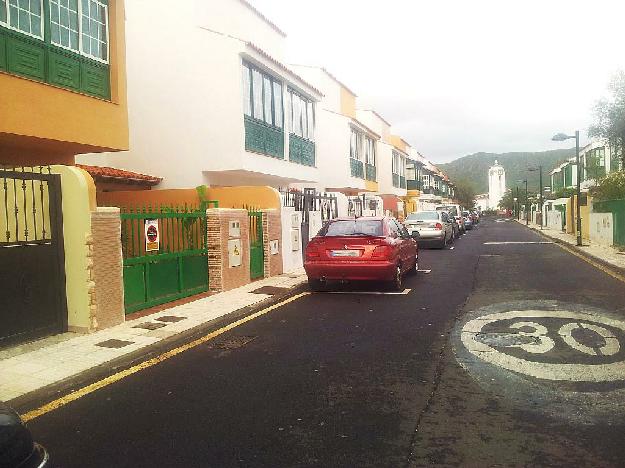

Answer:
[26,218,625,467]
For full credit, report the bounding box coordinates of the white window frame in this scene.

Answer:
[5,0,44,40]
[79,0,110,64]
[49,0,80,53]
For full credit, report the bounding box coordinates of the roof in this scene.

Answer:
[289,65,359,97]
[350,118,381,139]
[238,0,287,37]
[77,165,162,185]
[245,43,323,97]
[358,109,392,127]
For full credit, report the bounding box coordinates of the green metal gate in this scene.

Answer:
[121,206,208,313]
[248,210,264,280]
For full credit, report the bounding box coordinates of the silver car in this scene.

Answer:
[404,210,455,249]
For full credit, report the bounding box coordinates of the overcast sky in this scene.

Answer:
[250,0,625,163]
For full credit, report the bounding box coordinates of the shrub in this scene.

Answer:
[591,171,625,201]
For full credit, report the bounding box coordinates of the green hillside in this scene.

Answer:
[437,148,575,194]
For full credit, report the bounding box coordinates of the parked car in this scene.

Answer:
[304,217,418,291]
[462,211,474,230]
[0,401,50,468]
[471,211,480,224]
[436,204,465,235]
[404,210,454,249]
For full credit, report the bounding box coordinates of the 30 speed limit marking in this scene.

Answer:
[452,300,625,424]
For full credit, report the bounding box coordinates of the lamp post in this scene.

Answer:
[528,165,543,229]
[513,197,518,219]
[524,179,529,226]
[516,186,520,220]
[552,131,582,246]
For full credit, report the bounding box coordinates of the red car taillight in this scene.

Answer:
[435,222,443,230]
[305,242,320,258]
[371,245,391,259]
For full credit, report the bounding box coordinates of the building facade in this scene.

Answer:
[488,160,506,209]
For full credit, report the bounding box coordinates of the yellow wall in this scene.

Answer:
[365,180,379,192]
[565,195,590,240]
[340,87,357,119]
[0,0,128,164]
[206,186,282,210]
[389,135,408,153]
[51,165,97,332]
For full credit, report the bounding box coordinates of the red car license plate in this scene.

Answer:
[331,249,360,257]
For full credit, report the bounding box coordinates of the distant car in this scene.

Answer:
[471,211,480,224]
[304,217,418,291]
[462,211,474,230]
[436,204,465,235]
[0,401,50,468]
[404,210,454,249]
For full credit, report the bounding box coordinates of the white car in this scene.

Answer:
[404,211,455,249]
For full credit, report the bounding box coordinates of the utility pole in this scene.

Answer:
[525,180,529,226]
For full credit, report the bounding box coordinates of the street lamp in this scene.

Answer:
[513,197,518,219]
[552,131,582,246]
[528,166,543,229]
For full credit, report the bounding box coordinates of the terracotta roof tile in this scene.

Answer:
[77,165,162,185]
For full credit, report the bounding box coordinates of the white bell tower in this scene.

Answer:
[488,160,506,209]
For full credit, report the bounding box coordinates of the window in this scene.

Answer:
[0,0,7,24]
[322,219,383,237]
[364,136,376,165]
[422,174,431,188]
[242,63,252,116]
[243,62,284,128]
[50,0,79,51]
[81,0,108,61]
[7,0,43,38]
[392,151,402,175]
[350,128,364,160]
[288,89,315,140]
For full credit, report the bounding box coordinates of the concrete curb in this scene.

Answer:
[519,221,625,278]
[10,282,309,413]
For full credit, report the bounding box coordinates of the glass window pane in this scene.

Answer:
[1,2,6,23]
[9,5,17,27]
[301,97,308,139]
[252,70,263,121]
[30,0,40,15]
[263,76,273,125]
[30,12,40,35]
[82,33,90,54]
[61,25,69,45]
[19,0,27,9]
[307,101,314,140]
[273,82,282,128]
[242,64,251,117]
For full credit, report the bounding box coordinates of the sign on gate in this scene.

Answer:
[144,219,160,251]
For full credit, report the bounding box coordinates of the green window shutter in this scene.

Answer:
[7,35,45,80]
[81,59,110,98]
[0,32,6,71]
[48,50,81,90]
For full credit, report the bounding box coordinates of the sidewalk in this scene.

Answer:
[1,269,307,405]
[519,220,625,273]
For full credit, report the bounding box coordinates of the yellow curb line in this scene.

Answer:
[21,292,310,423]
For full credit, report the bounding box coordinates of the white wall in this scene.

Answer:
[590,212,614,247]
[546,210,563,231]
[281,207,303,272]
[194,0,285,59]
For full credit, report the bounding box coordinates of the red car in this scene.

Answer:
[304,217,418,291]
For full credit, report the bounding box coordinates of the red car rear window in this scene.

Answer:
[321,220,384,237]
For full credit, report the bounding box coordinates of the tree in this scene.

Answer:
[589,71,625,168]
[498,189,515,211]
[453,178,477,208]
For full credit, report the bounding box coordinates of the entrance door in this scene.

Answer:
[249,211,264,280]
[0,167,67,347]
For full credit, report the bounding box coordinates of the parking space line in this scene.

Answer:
[484,241,554,245]
[318,289,412,296]
[417,269,432,274]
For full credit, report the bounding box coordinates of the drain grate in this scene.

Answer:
[133,322,167,330]
[250,286,290,295]
[156,316,187,323]
[210,335,257,350]
[96,339,134,349]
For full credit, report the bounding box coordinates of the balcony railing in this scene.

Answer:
[244,116,284,159]
[289,134,315,167]
[407,179,421,190]
[400,176,406,189]
[350,158,364,179]
[365,163,376,182]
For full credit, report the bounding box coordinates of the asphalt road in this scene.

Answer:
[26,218,625,467]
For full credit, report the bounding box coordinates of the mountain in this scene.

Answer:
[437,148,576,194]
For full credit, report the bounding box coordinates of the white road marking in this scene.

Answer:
[460,310,625,382]
[417,269,432,274]
[480,254,501,257]
[320,289,412,296]
[449,246,455,250]
[483,241,553,245]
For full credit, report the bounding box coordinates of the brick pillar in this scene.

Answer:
[207,208,250,292]
[90,207,125,329]
[262,209,283,277]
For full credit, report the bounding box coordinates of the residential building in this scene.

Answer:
[1,0,128,164]
[80,0,322,189]
[550,158,578,193]
[289,65,380,195]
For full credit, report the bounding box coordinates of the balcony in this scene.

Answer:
[289,134,315,167]
[244,116,284,159]
[365,163,376,181]
[350,158,364,179]
[407,179,421,190]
